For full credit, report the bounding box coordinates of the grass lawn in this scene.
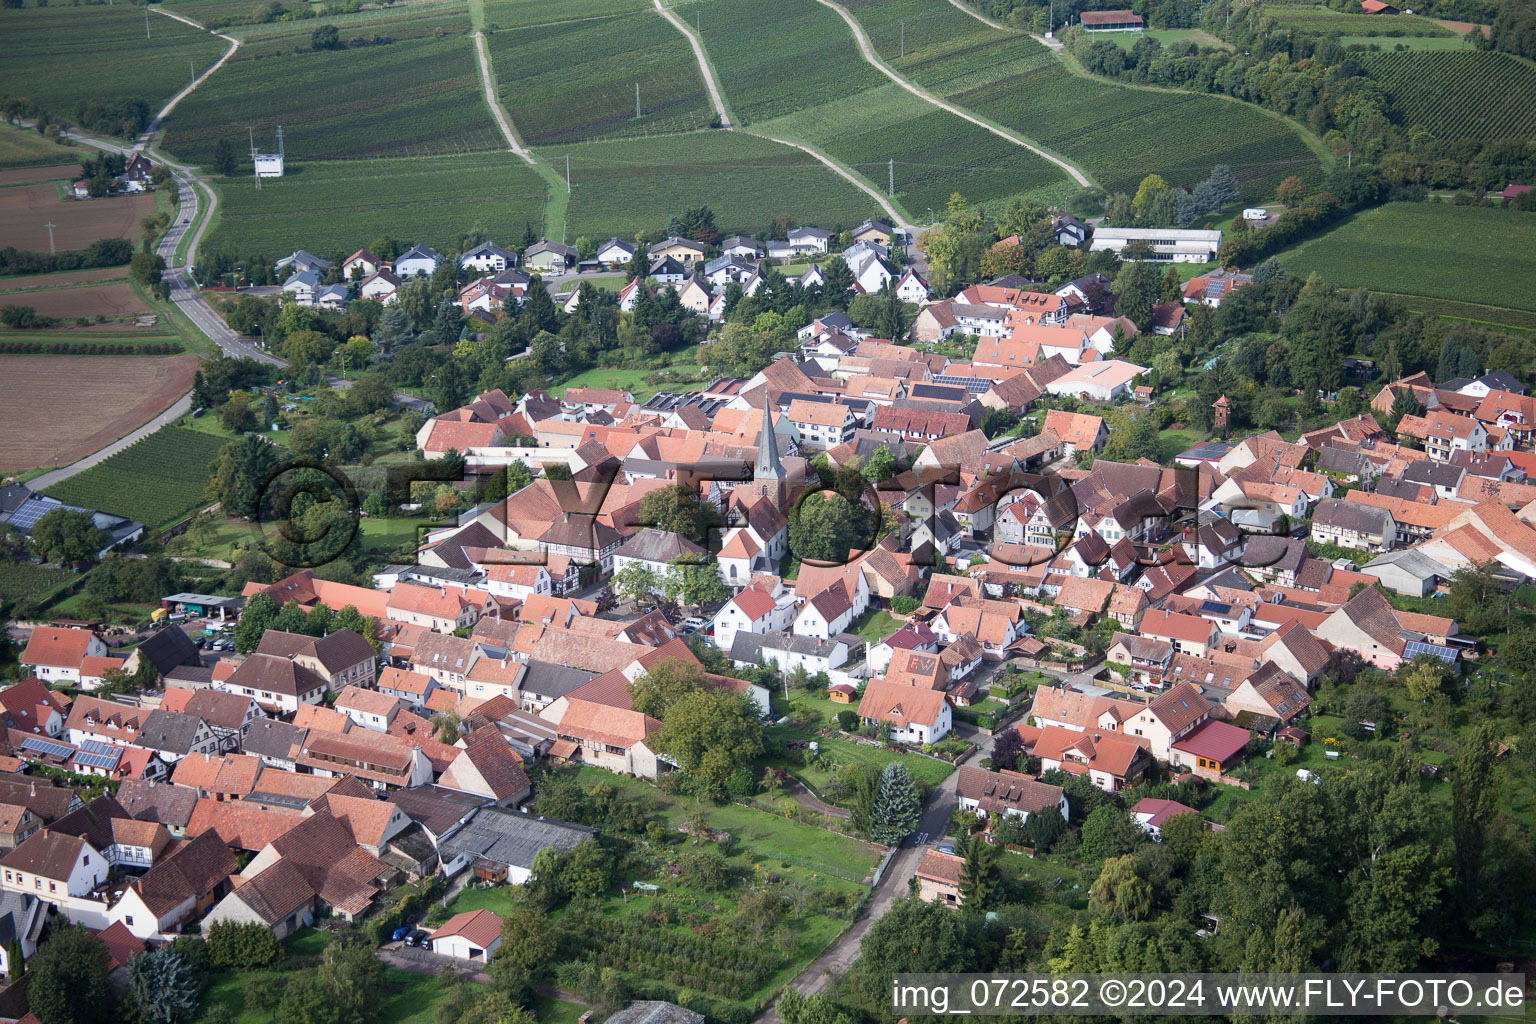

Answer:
[849,608,902,644]
[532,995,589,1024]
[1104,28,1229,49]
[549,364,706,402]
[1155,426,1213,464]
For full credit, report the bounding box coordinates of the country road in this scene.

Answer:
[814,0,1092,189]
[654,0,732,128]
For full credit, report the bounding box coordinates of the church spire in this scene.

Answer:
[755,398,784,481]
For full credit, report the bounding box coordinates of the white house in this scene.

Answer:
[430,909,503,962]
[596,238,635,267]
[461,243,515,274]
[787,226,831,254]
[281,270,318,307]
[894,268,930,304]
[729,630,862,680]
[20,627,107,685]
[794,586,856,640]
[1044,359,1147,403]
[955,766,1069,822]
[711,586,792,653]
[721,235,764,259]
[858,679,951,744]
[0,831,108,908]
[360,269,401,305]
[847,250,893,294]
[395,245,443,278]
[314,284,349,311]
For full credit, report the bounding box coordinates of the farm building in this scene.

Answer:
[1081,9,1144,30]
[1090,227,1222,263]
[1360,0,1401,12]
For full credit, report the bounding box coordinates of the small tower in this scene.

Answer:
[751,399,786,509]
[1213,394,1231,436]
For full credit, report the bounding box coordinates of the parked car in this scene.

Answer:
[409,930,430,948]
[682,617,707,632]
[391,926,409,943]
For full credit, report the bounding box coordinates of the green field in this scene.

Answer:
[678,0,1072,212]
[1265,5,1457,35]
[1279,203,1536,329]
[487,10,715,143]
[41,426,229,528]
[0,123,79,170]
[545,131,879,238]
[202,152,547,261]
[159,28,498,166]
[1356,50,1536,142]
[1,5,229,115]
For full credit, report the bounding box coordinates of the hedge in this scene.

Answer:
[0,341,182,355]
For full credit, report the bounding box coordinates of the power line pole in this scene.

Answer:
[635,82,641,119]
[145,9,151,38]
[44,222,56,255]
[248,126,260,190]
[888,158,894,195]
[189,59,195,87]
[900,20,905,57]
[565,153,571,193]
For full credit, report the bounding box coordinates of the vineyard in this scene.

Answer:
[486,11,715,144]
[4,5,229,114]
[202,153,548,262]
[758,81,1074,216]
[0,563,72,605]
[0,123,78,171]
[233,6,473,46]
[545,131,878,238]
[682,0,1070,210]
[43,427,230,528]
[1358,51,1536,143]
[159,31,499,165]
[1264,6,1457,36]
[942,39,1320,198]
[483,0,651,29]
[1279,203,1536,330]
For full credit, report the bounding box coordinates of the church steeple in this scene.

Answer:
[755,398,784,481]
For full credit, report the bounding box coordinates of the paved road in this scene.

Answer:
[28,394,193,490]
[758,743,983,1022]
[814,0,1091,188]
[654,0,732,128]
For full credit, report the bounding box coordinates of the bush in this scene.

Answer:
[206,921,283,971]
[836,709,858,731]
[890,596,920,615]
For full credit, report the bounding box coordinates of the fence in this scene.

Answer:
[869,846,899,888]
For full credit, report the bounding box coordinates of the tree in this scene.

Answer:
[845,897,969,1009]
[1132,173,1169,212]
[560,838,614,898]
[130,251,165,287]
[1079,805,1139,863]
[332,604,380,652]
[212,138,239,177]
[636,485,721,545]
[208,433,282,519]
[1276,175,1306,206]
[1025,807,1067,854]
[662,559,729,608]
[1206,164,1240,208]
[654,688,763,798]
[207,921,284,971]
[29,509,108,565]
[1447,561,1509,635]
[779,991,856,1024]
[628,657,710,719]
[789,491,868,563]
[272,600,309,635]
[1401,657,1447,702]
[991,728,1023,772]
[869,762,921,845]
[611,563,660,605]
[1452,723,1500,898]
[490,902,557,986]
[311,23,340,48]
[129,948,199,1024]
[1112,259,1159,332]
[220,390,258,433]
[276,943,384,1024]
[28,926,113,1024]
[957,834,1000,910]
[457,992,538,1024]
[1090,855,1152,921]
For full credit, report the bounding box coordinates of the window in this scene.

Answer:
[126,916,134,926]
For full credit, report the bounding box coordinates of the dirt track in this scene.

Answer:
[0,354,197,472]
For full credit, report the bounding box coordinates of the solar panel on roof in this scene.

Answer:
[72,741,121,770]
[1199,600,1231,616]
[21,736,75,760]
[1404,641,1457,664]
[932,375,990,393]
